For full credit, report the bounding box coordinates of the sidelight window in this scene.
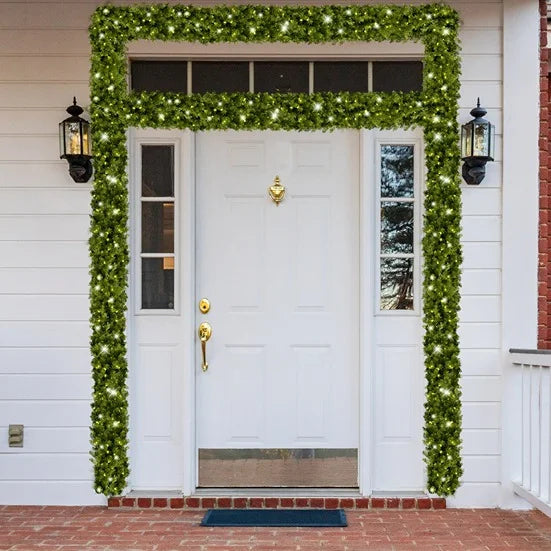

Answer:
[378,144,416,311]
[140,145,175,310]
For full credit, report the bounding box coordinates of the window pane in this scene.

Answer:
[192,62,249,93]
[373,61,423,93]
[380,258,414,310]
[131,61,188,93]
[381,202,414,255]
[254,62,309,93]
[142,202,174,253]
[142,257,174,309]
[142,145,174,197]
[314,62,368,92]
[381,145,414,198]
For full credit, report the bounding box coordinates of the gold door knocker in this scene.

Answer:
[269,176,286,206]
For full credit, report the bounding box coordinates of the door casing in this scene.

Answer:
[128,127,423,495]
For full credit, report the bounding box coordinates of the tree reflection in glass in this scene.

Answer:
[379,144,415,311]
[380,258,414,310]
[381,145,413,198]
[381,202,413,255]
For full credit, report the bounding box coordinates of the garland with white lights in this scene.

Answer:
[89,3,463,497]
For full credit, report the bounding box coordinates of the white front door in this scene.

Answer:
[195,130,359,487]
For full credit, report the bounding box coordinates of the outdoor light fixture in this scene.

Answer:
[59,97,93,183]
[460,98,495,185]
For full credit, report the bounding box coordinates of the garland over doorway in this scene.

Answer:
[89,3,463,497]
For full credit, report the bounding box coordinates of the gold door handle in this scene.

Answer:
[198,322,212,372]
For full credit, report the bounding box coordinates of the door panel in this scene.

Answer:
[195,130,359,487]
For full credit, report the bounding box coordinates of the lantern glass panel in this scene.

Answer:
[461,123,472,158]
[63,121,82,155]
[473,121,489,157]
[59,122,65,157]
[81,121,91,156]
[489,124,495,160]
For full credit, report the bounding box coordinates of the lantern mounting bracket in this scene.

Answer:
[462,157,490,186]
[66,155,94,183]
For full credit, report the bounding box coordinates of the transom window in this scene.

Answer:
[130,60,423,94]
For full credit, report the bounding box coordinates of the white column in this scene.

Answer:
[501,0,540,509]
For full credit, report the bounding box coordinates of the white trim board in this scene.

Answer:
[127,40,424,60]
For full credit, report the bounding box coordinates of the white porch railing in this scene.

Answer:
[510,349,551,516]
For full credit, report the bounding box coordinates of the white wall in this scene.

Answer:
[0,0,538,507]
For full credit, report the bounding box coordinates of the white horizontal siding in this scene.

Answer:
[447,483,501,508]
[0,454,93,480]
[0,215,90,241]
[0,295,89,320]
[460,296,501,322]
[458,323,501,349]
[0,481,104,506]
[0,190,91,215]
[462,189,502,216]
[461,270,501,296]
[0,321,89,347]
[0,135,78,161]
[0,347,91,374]
[462,243,502,270]
[0,242,88,268]
[0,268,89,294]
[0,400,91,426]
[459,29,501,56]
[0,0,507,507]
[0,163,81,187]
[0,83,90,108]
[463,403,501,429]
[461,216,501,242]
[461,349,502,375]
[0,109,84,134]
[461,55,502,82]
[0,427,90,454]
[0,374,91,400]
[463,429,501,455]
[461,376,501,402]
[0,30,91,55]
[0,57,90,81]
[462,456,501,483]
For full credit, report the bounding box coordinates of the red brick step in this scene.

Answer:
[108,495,446,510]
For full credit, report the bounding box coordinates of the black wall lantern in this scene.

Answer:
[59,97,93,183]
[461,98,495,185]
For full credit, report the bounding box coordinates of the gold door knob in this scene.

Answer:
[269,175,285,206]
[198,322,212,372]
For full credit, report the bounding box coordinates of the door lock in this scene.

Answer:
[199,298,211,314]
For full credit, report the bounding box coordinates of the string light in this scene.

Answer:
[90,2,462,498]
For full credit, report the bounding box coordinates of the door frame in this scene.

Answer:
[186,129,374,495]
[129,127,425,496]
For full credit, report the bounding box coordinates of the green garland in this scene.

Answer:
[89,3,463,497]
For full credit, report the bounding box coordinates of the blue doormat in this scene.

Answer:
[201,508,347,527]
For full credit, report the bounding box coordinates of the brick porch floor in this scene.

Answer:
[2,506,551,550]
